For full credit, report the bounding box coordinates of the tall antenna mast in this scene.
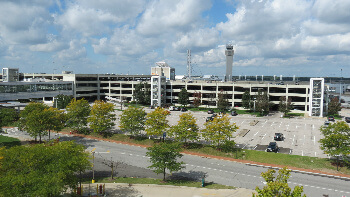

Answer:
[187,49,191,78]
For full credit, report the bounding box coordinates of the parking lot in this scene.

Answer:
[114,107,350,158]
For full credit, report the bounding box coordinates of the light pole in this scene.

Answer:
[253,99,256,113]
[91,148,96,183]
[340,69,343,103]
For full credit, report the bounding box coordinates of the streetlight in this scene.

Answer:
[91,148,110,183]
[91,148,96,183]
[340,69,343,103]
[253,99,256,113]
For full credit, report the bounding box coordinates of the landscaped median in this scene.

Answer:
[60,130,350,178]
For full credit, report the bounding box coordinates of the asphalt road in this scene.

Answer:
[67,134,350,197]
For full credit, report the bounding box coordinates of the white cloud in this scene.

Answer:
[217,0,311,41]
[0,1,53,44]
[136,0,211,35]
[56,4,117,37]
[92,26,162,57]
[56,39,86,60]
[302,20,350,37]
[77,0,146,22]
[29,35,66,52]
[172,28,219,52]
[193,45,226,67]
[56,0,146,37]
[312,0,350,24]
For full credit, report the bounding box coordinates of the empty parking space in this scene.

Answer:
[116,108,340,158]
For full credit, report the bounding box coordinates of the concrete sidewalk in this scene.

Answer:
[77,183,255,197]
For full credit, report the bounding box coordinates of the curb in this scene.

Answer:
[244,163,350,181]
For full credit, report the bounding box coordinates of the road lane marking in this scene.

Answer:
[313,136,316,145]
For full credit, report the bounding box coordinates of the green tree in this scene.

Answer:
[328,97,342,115]
[242,90,251,109]
[146,142,185,181]
[255,90,270,115]
[279,96,293,116]
[169,112,199,143]
[0,141,91,197]
[193,92,202,107]
[201,114,239,146]
[178,88,189,107]
[19,102,50,143]
[66,98,91,133]
[0,108,18,132]
[217,90,229,111]
[133,82,151,105]
[253,167,306,197]
[45,107,66,140]
[119,106,146,136]
[319,121,350,170]
[145,107,170,136]
[54,94,72,109]
[88,100,116,136]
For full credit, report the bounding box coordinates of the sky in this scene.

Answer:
[0,0,349,78]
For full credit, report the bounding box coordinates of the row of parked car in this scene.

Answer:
[327,115,350,123]
[169,106,188,112]
[206,110,238,122]
[324,116,350,127]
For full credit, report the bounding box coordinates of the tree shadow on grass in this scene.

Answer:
[0,141,21,148]
[170,170,207,182]
[107,185,141,197]
[128,135,148,142]
[183,142,204,150]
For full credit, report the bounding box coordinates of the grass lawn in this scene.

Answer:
[0,135,21,148]
[82,177,235,189]
[286,113,304,117]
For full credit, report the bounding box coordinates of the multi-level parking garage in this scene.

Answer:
[1,67,328,117]
[166,80,310,113]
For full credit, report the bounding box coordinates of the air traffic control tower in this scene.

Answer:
[225,44,234,81]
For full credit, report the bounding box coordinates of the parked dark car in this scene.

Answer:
[274,133,284,141]
[207,110,214,114]
[328,116,335,121]
[231,111,238,116]
[206,114,217,122]
[180,107,187,112]
[345,117,350,123]
[266,142,279,153]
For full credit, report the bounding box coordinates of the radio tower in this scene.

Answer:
[187,49,192,78]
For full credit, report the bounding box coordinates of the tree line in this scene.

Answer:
[120,106,238,147]
[16,98,116,142]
